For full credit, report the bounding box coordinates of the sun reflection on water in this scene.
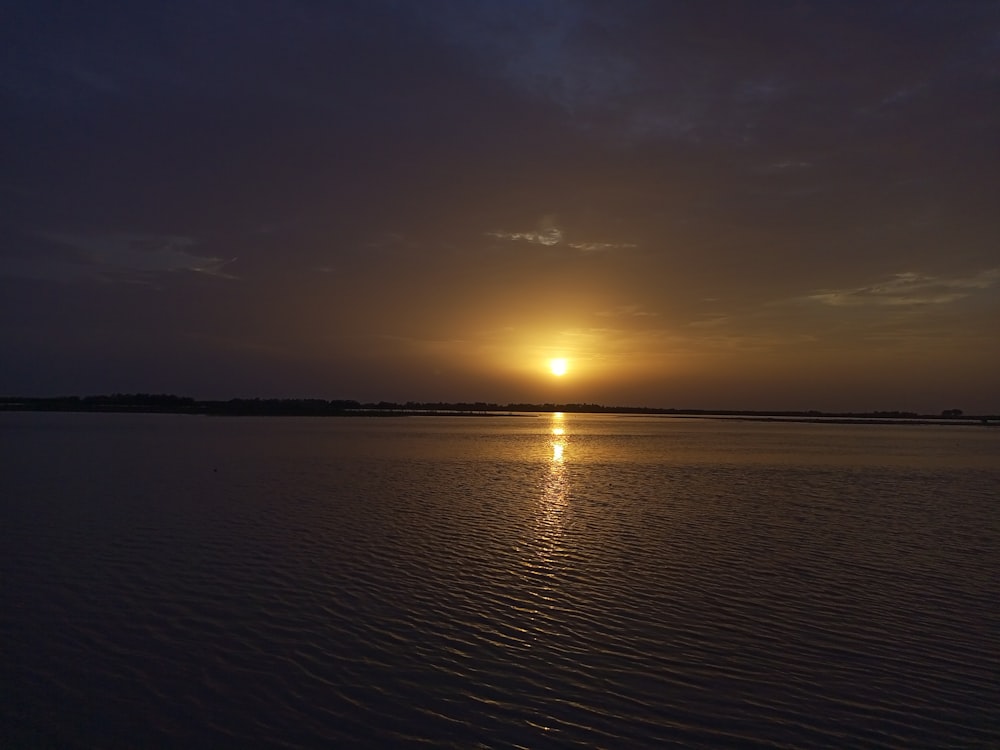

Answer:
[552,441,564,462]
[540,412,569,537]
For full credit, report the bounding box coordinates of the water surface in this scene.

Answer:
[2,412,998,747]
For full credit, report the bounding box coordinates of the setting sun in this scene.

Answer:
[549,358,568,376]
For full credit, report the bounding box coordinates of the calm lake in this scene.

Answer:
[2,412,998,748]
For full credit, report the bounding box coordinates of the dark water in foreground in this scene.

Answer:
[2,412,998,748]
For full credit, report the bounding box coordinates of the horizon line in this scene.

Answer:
[1,394,996,421]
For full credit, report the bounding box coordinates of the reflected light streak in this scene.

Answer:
[542,411,569,510]
[524,413,571,599]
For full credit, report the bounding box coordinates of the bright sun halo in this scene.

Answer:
[549,358,568,376]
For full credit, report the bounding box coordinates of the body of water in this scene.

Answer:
[2,412,998,747]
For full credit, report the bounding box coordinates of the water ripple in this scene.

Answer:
[2,413,998,747]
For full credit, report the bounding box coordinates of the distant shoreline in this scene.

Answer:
[1,395,997,426]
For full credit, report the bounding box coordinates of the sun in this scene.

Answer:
[549,358,568,376]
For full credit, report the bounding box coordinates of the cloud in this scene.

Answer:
[687,314,731,329]
[1,232,237,282]
[437,0,635,113]
[764,160,813,171]
[486,216,634,253]
[486,227,636,252]
[595,305,658,318]
[487,227,563,246]
[802,269,1000,307]
[567,241,637,253]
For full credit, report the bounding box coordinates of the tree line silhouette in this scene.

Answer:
[0,393,994,422]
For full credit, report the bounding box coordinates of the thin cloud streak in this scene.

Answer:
[5,233,239,282]
[802,269,1000,307]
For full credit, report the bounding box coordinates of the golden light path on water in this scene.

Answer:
[538,412,569,561]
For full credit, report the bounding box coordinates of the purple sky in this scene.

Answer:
[2,1,999,412]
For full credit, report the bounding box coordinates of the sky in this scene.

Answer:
[2,0,999,412]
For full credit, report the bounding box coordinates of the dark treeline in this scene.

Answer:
[0,394,362,416]
[0,394,996,422]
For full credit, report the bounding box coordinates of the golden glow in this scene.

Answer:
[549,358,568,376]
[536,411,569,563]
[549,412,566,465]
[544,414,568,502]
